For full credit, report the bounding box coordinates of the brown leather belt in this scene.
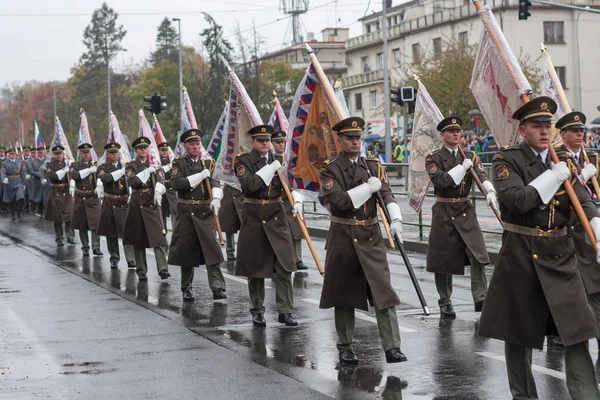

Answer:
[7,175,20,178]
[436,196,470,203]
[104,193,128,199]
[244,197,282,205]
[76,189,95,196]
[132,188,150,193]
[51,183,67,187]
[503,222,567,237]
[330,216,378,226]
[177,198,210,205]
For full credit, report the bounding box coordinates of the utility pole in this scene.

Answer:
[172,17,183,134]
[53,82,57,121]
[382,0,392,162]
[107,46,112,121]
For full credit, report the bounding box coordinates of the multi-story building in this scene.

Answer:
[342,0,600,136]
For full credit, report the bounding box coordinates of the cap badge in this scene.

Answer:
[540,102,548,111]
[451,119,456,124]
[351,121,358,128]
[261,127,266,133]
[574,115,580,121]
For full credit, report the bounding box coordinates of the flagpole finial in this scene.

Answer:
[305,43,313,54]
[153,113,157,120]
[272,90,277,99]
[182,86,188,92]
[219,55,232,72]
[540,42,547,52]
[334,80,342,89]
[55,116,60,121]
[110,110,114,115]
[80,107,85,114]
[413,74,421,82]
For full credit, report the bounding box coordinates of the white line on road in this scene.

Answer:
[476,351,566,380]
[300,298,416,333]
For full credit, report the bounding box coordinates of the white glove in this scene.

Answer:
[79,168,92,179]
[256,164,276,186]
[591,218,600,264]
[486,191,499,210]
[127,186,132,204]
[211,187,224,215]
[147,166,156,174]
[447,164,467,185]
[62,166,69,173]
[95,179,104,199]
[367,177,382,193]
[69,179,76,197]
[162,164,172,174]
[582,162,597,182]
[135,169,151,184]
[390,220,403,244]
[25,174,31,180]
[270,160,282,172]
[462,158,473,170]
[89,165,97,173]
[529,161,572,205]
[154,182,166,206]
[187,169,211,189]
[292,190,304,220]
[111,168,126,181]
[41,179,47,185]
[56,169,67,180]
[2,178,8,184]
[550,161,571,183]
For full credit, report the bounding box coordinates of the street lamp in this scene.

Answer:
[576,7,590,111]
[172,18,183,133]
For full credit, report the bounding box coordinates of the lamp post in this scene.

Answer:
[172,17,183,131]
[575,8,589,111]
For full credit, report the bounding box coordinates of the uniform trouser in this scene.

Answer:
[79,230,100,250]
[162,189,178,234]
[335,306,401,352]
[53,222,74,241]
[226,233,236,257]
[293,239,302,263]
[505,341,600,400]
[435,248,487,304]
[248,258,293,314]
[134,246,168,276]
[587,292,600,339]
[106,237,135,264]
[180,264,226,293]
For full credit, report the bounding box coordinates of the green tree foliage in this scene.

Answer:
[150,18,179,66]
[80,2,127,69]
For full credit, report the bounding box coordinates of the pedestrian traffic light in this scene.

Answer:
[518,0,531,20]
[391,88,402,106]
[400,86,415,102]
[144,94,168,114]
[367,123,372,133]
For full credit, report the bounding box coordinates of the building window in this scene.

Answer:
[459,31,468,48]
[370,90,377,109]
[366,24,371,34]
[433,37,442,57]
[376,52,384,69]
[355,93,363,111]
[361,56,370,72]
[555,66,567,88]
[543,21,564,43]
[289,54,295,63]
[392,48,401,67]
[412,43,422,64]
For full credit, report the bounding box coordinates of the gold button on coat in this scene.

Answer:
[533,254,538,260]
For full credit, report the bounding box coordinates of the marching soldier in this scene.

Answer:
[158,142,178,233]
[168,129,226,302]
[123,137,169,281]
[29,146,46,216]
[234,125,301,327]
[425,116,496,318]
[22,146,35,213]
[478,97,600,399]
[97,143,135,269]
[1,147,27,220]
[69,143,103,257]
[319,116,406,365]
[272,130,308,270]
[554,111,600,350]
[218,183,243,261]
[45,145,75,245]
[0,146,5,214]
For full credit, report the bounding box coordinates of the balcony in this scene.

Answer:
[342,69,384,90]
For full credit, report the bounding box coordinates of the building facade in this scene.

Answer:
[342,0,600,136]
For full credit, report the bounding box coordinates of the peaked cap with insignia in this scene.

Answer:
[556,111,586,131]
[181,128,203,143]
[132,137,151,149]
[332,116,364,137]
[512,96,557,125]
[437,116,463,133]
[247,125,274,140]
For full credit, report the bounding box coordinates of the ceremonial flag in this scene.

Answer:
[268,96,289,133]
[138,109,161,168]
[77,109,98,161]
[152,114,175,162]
[34,120,44,157]
[47,116,75,165]
[99,111,131,165]
[284,63,343,193]
[207,101,227,161]
[177,88,209,158]
[469,6,532,147]
[213,69,263,189]
[541,46,569,121]
[334,81,350,118]
[407,79,444,213]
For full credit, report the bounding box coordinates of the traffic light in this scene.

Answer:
[518,0,531,20]
[367,123,373,133]
[144,94,168,114]
[391,88,402,106]
[400,86,415,102]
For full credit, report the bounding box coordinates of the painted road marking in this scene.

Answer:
[476,351,566,380]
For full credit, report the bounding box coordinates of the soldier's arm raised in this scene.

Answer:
[493,153,543,213]
[170,160,191,191]
[126,163,145,188]
[426,154,460,188]
[319,163,354,211]
[235,157,265,194]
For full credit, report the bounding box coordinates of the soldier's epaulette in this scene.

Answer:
[500,145,519,151]
[323,156,337,165]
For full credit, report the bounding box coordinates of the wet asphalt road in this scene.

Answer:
[0,213,595,399]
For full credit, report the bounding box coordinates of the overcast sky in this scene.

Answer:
[0,0,387,87]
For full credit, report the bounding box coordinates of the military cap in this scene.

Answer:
[556,111,586,131]
[512,96,557,125]
[332,116,364,136]
[45,145,51,151]
[77,143,93,152]
[181,128,203,143]
[271,130,286,142]
[437,116,463,133]
[247,125,274,140]
[22,145,31,151]
[0,146,5,151]
[157,141,169,148]
[52,145,65,153]
[36,146,45,151]
[132,137,151,149]
[7,147,16,154]
[104,142,121,152]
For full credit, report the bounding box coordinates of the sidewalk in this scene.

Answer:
[0,237,330,400]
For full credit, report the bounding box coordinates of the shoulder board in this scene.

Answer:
[500,145,519,151]
[174,156,184,161]
[430,149,441,155]
[324,156,337,165]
